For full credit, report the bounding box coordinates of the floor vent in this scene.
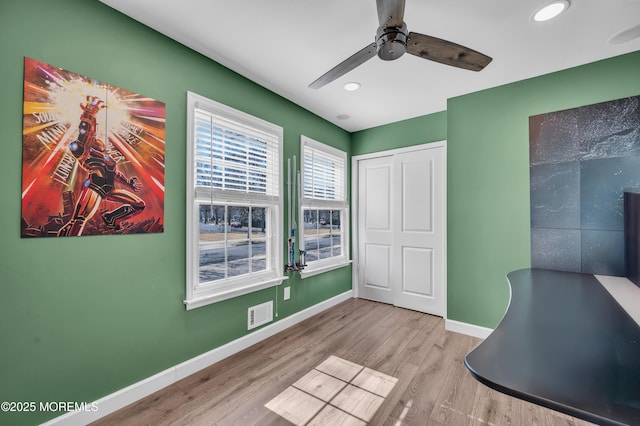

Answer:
[248,301,273,330]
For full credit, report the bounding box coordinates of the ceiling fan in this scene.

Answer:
[309,0,493,89]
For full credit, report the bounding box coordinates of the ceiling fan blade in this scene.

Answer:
[406,32,492,71]
[376,0,406,28]
[309,43,377,89]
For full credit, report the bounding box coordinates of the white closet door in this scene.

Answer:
[357,155,394,305]
[392,147,445,316]
[356,144,445,316]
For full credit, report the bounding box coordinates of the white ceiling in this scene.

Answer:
[99,0,640,132]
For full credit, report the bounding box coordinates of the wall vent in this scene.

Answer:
[248,301,273,330]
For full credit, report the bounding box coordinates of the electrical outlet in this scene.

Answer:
[283,286,290,300]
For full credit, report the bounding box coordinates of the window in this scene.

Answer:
[185,92,284,309]
[299,136,350,278]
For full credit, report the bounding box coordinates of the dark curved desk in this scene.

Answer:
[464,269,640,426]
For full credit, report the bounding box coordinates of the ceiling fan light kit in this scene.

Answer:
[308,0,493,89]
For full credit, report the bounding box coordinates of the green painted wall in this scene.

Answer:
[351,111,447,156]
[446,51,640,328]
[0,1,351,425]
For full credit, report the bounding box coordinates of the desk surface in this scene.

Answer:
[464,269,640,426]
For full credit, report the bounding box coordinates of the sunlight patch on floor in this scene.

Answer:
[265,355,398,425]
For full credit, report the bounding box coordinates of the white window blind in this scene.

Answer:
[302,139,345,202]
[194,108,279,199]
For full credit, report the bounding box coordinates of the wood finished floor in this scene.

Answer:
[92,299,594,426]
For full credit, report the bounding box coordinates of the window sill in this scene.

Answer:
[184,275,288,310]
[299,259,352,279]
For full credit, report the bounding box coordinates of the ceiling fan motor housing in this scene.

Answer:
[376,22,408,60]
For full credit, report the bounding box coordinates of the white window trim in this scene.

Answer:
[299,135,351,279]
[299,258,352,279]
[185,91,285,309]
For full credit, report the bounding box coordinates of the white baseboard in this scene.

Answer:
[42,290,354,426]
[445,319,494,339]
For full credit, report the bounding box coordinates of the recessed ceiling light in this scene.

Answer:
[337,114,350,120]
[344,82,361,91]
[609,24,640,45]
[533,0,570,22]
